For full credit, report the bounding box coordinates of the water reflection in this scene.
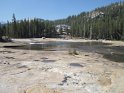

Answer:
[3,41,124,63]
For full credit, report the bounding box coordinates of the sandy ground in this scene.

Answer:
[0,38,124,93]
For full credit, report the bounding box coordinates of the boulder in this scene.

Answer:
[0,36,12,42]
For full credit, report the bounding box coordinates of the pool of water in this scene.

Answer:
[3,41,124,63]
[70,63,84,67]
[8,41,109,51]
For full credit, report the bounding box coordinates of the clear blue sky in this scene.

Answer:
[0,0,123,22]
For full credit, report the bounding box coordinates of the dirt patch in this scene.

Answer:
[25,85,60,93]
[98,76,111,86]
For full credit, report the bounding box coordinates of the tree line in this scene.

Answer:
[0,14,57,38]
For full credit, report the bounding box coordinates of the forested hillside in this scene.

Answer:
[54,2,124,40]
[0,2,124,40]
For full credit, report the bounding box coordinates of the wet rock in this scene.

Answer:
[5,56,15,59]
[0,36,12,42]
[85,55,89,56]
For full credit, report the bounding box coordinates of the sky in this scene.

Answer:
[0,0,123,22]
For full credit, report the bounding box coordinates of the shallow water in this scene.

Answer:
[42,60,56,63]
[103,53,124,63]
[3,41,124,62]
[100,46,124,62]
[8,41,109,51]
[70,63,83,67]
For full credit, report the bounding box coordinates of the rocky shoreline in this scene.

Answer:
[0,38,124,93]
